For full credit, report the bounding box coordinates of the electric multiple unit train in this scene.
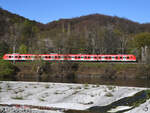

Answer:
[3,53,136,62]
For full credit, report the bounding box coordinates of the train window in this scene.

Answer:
[120,56,122,59]
[68,56,71,58]
[116,56,118,59]
[9,56,11,58]
[58,56,61,58]
[105,57,108,59]
[19,56,21,58]
[109,56,111,59]
[127,56,129,59]
[85,56,87,58]
[94,57,97,59]
[29,56,31,58]
[81,56,84,58]
[25,56,28,58]
[88,56,90,59]
[49,56,51,58]
[78,56,80,58]
[99,56,101,59]
[45,56,47,58]
[55,56,57,58]
[15,56,18,58]
[64,56,67,58]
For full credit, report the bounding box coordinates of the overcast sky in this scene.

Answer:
[1,0,150,24]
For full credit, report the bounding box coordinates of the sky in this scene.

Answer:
[0,0,150,24]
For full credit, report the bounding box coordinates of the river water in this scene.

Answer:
[45,76,150,88]
[1,74,150,88]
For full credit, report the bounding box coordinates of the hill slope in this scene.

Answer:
[0,8,150,55]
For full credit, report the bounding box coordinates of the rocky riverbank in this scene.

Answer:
[0,81,150,113]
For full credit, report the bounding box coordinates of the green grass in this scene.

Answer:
[75,86,82,89]
[83,83,89,89]
[11,96,24,100]
[33,86,37,88]
[6,84,12,90]
[25,86,28,88]
[45,84,50,88]
[39,98,45,101]
[145,90,150,98]
[107,86,116,91]
[105,92,113,97]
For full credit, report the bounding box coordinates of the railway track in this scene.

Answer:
[11,60,139,64]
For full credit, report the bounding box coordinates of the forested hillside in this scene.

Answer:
[1,8,150,80]
[0,8,150,59]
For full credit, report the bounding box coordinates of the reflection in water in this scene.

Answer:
[44,75,150,88]
[1,74,150,88]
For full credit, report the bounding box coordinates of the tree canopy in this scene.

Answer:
[134,32,150,48]
[0,41,9,57]
[19,44,27,54]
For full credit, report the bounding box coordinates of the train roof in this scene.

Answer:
[4,54,135,56]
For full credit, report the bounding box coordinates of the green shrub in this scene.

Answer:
[39,98,45,101]
[0,60,18,79]
[84,83,89,88]
[105,92,113,97]
[11,96,23,100]
[45,84,50,88]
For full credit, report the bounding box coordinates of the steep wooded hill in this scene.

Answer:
[0,8,150,56]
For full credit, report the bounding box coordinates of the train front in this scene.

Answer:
[2,54,9,60]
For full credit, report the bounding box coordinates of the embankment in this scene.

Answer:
[12,62,150,81]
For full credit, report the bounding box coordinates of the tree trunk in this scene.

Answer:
[141,46,148,63]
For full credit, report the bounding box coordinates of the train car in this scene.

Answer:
[3,54,36,61]
[3,53,136,62]
[97,54,136,62]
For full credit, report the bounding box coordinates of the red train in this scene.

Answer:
[3,53,136,62]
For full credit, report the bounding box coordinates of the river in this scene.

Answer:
[2,74,149,88]
[45,76,150,88]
